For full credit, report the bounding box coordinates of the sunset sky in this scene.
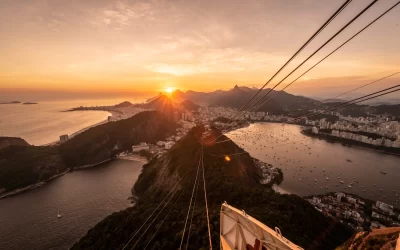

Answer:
[0,0,399,101]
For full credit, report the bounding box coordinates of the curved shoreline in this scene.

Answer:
[42,110,112,146]
[247,121,400,157]
[0,158,143,200]
[301,129,400,157]
[0,169,71,199]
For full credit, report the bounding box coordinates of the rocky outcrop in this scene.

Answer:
[0,137,29,150]
[337,227,400,250]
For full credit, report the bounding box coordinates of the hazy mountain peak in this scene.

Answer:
[114,101,133,108]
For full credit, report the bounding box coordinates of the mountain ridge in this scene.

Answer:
[72,125,354,250]
[146,86,321,114]
[144,86,400,117]
[0,111,176,196]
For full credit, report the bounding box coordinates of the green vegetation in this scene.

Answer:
[73,126,353,250]
[138,149,153,161]
[60,111,176,167]
[0,111,176,194]
[0,145,67,192]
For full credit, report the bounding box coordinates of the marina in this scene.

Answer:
[227,122,400,208]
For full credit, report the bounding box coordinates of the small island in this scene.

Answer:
[22,102,38,105]
[0,101,21,104]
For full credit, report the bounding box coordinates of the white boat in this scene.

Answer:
[57,210,62,219]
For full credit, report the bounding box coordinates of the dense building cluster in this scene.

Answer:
[119,117,197,160]
[308,193,400,231]
[309,118,400,148]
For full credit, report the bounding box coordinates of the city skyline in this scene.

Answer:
[1,0,400,101]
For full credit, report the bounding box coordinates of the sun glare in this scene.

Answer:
[166,87,174,93]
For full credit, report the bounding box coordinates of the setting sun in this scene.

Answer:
[166,87,175,93]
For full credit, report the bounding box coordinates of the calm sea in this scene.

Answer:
[227,123,400,208]
[0,160,143,250]
[0,99,127,145]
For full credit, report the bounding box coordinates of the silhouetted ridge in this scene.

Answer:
[114,101,133,108]
[0,137,29,150]
[146,86,322,114]
[180,100,200,111]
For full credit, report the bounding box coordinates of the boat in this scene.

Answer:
[346,159,353,162]
[380,171,387,175]
[340,181,344,184]
[57,210,62,219]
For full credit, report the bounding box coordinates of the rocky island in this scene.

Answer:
[0,101,21,104]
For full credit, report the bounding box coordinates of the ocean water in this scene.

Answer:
[0,159,143,250]
[227,123,400,208]
[0,100,123,145]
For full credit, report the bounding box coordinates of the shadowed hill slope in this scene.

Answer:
[0,145,66,193]
[0,137,29,150]
[138,95,178,121]
[0,111,176,195]
[72,126,353,250]
[180,100,200,111]
[60,111,177,167]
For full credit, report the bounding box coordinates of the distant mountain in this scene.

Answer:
[180,100,200,111]
[210,86,285,114]
[73,126,353,250]
[145,93,163,103]
[114,101,133,108]
[0,111,176,195]
[138,95,178,121]
[371,104,400,117]
[140,95,201,120]
[170,90,187,103]
[213,86,322,114]
[148,85,321,114]
[317,103,400,118]
[322,98,347,103]
[145,86,400,117]
[337,227,400,250]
